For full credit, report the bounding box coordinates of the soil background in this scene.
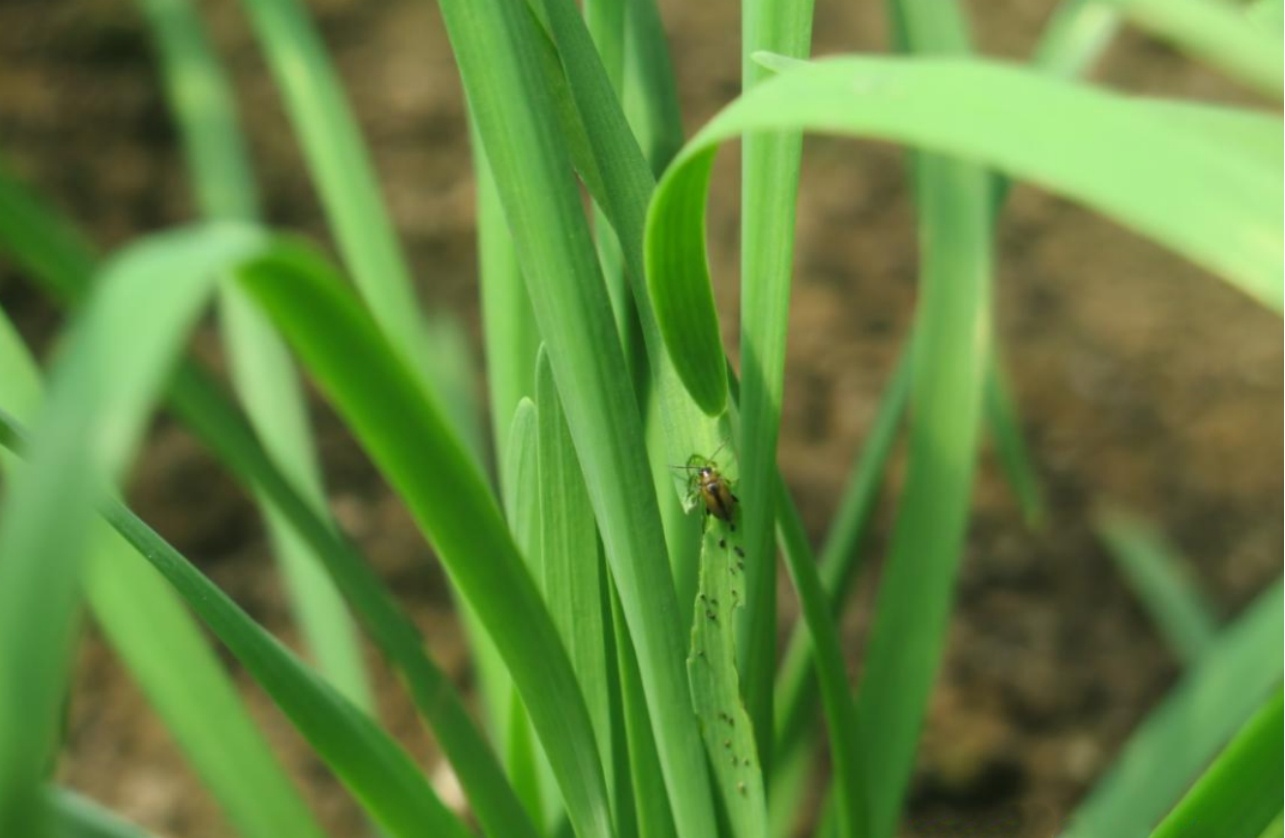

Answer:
[1,1,1281,836]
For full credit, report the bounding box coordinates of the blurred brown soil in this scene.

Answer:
[0,1,1280,836]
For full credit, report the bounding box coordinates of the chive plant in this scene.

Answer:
[0,0,1280,836]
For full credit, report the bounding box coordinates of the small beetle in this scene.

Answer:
[677,450,739,530]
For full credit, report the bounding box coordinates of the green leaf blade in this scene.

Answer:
[233,0,429,367]
[0,224,266,838]
[1096,510,1220,665]
[855,155,993,838]
[2,217,541,838]
[1063,580,1285,838]
[772,346,910,770]
[687,525,767,838]
[536,353,614,780]
[644,150,729,416]
[235,240,614,838]
[659,56,1283,314]
[438,0,719,834]
[50,789,157,838]
[1102,0,1284,98]
[735,0,817,777]
[1151,689,1284,838]
[139,0,373,712]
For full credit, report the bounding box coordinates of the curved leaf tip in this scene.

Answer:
[645,150,729,417]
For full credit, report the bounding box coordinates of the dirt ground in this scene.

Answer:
[0,0,1280,836]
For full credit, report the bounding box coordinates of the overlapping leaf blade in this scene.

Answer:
[436,0,716,834]
[648,58,1282,402]
[0,225,267,838]
[1151,689,1283,838]
[50,789,156,838]
[1062,580,1284,837]
[0,172,538,838]
[1097,510,1219,665]
[236,238,613,837]
[1100,0,1283,97]
[734,0,816,776]
[137,0,372,711]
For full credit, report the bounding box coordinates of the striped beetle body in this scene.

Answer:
[681,452,738,530]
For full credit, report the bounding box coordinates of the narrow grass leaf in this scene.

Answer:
[1100,0,1284,98]
[535,8,734,626]
[171,358,545,838]
[687,523,766,838]
[166,363,543,838]
[641,158,726,415]
[504,399,543,564]
[534,0,728,437]
[0,225,468,837]
[773,480,865,838]
[1062,579,1284,838]
[978,0,1122,519]
[0,224,264,838]
[223,293,376,708]
[504,693,545,831]
[1151,689,1283,838]
[620,0,683,173]
[529,11,848,703]
[536,352,614,783]
[772,344,911,763]
[1096,510,1219,665]
[234,238,613,838]
[234,0,420,337]
[501,398,559,829]
[84,542,334,838]
[601,576,640,838]
[986,361,1046,527]
[50,790,155,838]
[454,563,516,748]
[582,0,647,400]
[476,130,541,466]
[1,214,542,838]
[525,0,723,646]
[767,732,814,838]
[857,8,992,835]
[585,0,625,92]
[131,503,468,833]
[580,0,691,638]
[138,0,372,710]
[0,160,101,302]
[1031,0,1121,78]
[437,0,715,833]
[735,0,817,777]
[233,0,487,458]
[0,311,326,838]
[656,55,1282,321]
[855,117,992,838]
[953,0,1125,533]
[610,588,679,838]
[135,0,258,221]
[470,132,541,754]
[89,482,471,838]
[1260,815,1285,838]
